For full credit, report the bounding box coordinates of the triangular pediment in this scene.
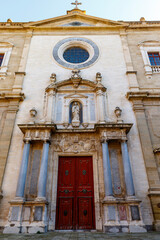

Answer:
[24,13,128,29]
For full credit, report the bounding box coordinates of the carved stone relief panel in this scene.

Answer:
[52,134,99,153]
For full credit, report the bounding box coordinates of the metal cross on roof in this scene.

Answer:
[71,0,82,8]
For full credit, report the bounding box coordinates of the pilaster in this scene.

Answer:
[12,30,33,93]
[120,31,139,91]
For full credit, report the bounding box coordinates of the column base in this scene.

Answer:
[125,195,140,202]
[11,197,25,203]
[104,225,147,233]
[35,197,47,202]
[103,196,116,202]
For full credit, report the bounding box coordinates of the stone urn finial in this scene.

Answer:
[29,108,37,123]
[7,18,12,23]
[30,108,37,118]
[140,17,145,22]
[114,107,123,123]
[50,73,56,83]
[96,72,102,83]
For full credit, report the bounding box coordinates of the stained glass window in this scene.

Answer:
[0,54,4,66]
[148,52,160,66]
[63,47,89,64]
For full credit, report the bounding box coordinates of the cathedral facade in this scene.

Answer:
[0,3,160,234]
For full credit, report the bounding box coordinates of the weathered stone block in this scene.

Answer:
[118,205,127,221]
[10,206,19,221]
[107,206,116,221]
[130,205,140,221]
[22,207,31,221]
[129,225,147,233]
[29,149,41,196]
[34,206,43,221]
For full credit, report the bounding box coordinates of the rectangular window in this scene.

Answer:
[0,53,4,67]
[148,52,160,66]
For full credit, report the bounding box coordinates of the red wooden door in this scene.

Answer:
[56,156,95,230]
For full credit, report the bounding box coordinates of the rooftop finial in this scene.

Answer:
[71,0,82,9]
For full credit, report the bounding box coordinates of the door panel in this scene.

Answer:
[58,198,73,230]
[78,198,93,229]
[56,156,95,230]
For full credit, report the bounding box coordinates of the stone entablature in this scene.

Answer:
[18,124,56,142]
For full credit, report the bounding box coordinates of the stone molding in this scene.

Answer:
[46,78,106,93]
[0,92,25,100]
[127,91,160,100]
[53,37,99,70]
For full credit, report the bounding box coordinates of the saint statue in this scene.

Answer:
[72,102,80,123]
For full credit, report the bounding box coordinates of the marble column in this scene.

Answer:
[37,141,50,200]
[102,141,113,196]
[121,140,135,196]
[16,140,30,198]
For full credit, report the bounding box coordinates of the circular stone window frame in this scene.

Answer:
[53,37,99,69]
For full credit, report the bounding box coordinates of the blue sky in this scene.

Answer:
[1,0,160,22]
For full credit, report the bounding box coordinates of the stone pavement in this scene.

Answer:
[0,232,160,240]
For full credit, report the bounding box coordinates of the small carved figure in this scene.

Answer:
[72,102,80,122]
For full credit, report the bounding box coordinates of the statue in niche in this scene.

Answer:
[72,102,80,127]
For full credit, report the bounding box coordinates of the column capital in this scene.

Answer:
[23,138,31,144]
[43,139,51,144]
[100,137,109,143]
[121,138,128,143]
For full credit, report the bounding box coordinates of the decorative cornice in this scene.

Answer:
[0,92,25,101]
[56,123,133,134]
[148,188,160,196]
[126,71,137,75]
[15,72,26,76]
[95,123,133,133]
[1,19,160,31]
[18,123,56,134]
[127,91,160,100]
[45,78,106,93]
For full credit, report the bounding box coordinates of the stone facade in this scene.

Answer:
[0,6,160,234]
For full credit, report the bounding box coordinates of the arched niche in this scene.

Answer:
[44,73,107,129]
[69,101,83,126]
